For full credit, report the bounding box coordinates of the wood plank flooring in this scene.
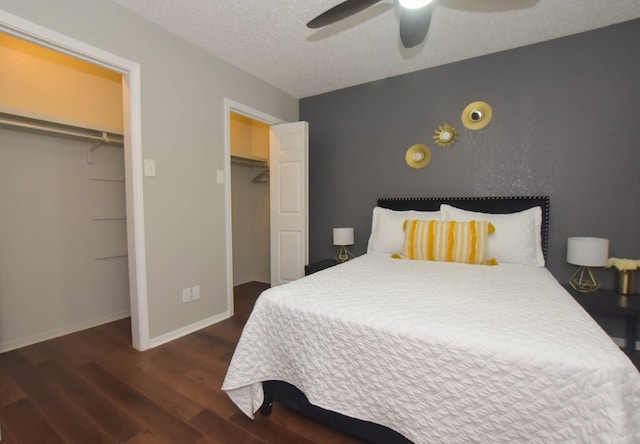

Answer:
[2,282,638,443]
[0,282,364,444]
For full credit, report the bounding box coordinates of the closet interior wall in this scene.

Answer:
[231,162,270,285]
[230,112,270,286]
[0,126,129,352]
[0,32,128,352]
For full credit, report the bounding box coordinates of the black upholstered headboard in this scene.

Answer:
[377,196,550,260]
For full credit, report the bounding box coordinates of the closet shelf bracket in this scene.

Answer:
[87,133,116,164]
[89,133,111,152]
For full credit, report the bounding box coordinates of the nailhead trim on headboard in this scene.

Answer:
[377,196,550,261]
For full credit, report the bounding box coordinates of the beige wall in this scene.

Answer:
[0,32,123,133]
[1,0,298,340]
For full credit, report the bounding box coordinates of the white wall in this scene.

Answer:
[0,0,298,341]
[0,128,129,351]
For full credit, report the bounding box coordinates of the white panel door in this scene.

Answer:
[270,121,308,286]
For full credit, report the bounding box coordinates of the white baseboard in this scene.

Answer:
[233,276,253,286]
[148,311,232,349]
[0,310,131,353]
[233,275,270,286]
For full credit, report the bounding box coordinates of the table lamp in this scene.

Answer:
[333,228,354,263]
[567,237,609,292]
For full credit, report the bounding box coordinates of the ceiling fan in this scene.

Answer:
[307,0,434,48]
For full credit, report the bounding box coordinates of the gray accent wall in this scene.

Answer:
[301,19,640,291]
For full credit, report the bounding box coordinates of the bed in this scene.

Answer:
[222,196,640,443]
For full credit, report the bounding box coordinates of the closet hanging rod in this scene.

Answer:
[0,114,124,146]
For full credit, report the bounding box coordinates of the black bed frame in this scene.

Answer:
[259,196,550,444]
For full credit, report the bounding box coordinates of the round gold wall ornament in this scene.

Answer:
[433,123,458,147]
[461,101,493,130]
[405,143,431,169]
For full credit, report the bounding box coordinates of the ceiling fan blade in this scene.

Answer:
[399,4,432,48]
[307,0,383,29]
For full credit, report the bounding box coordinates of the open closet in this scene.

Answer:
[230,112,270,286]
[0,32,128,352]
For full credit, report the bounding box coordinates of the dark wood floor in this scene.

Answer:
[2,283,639,443]
[0,282,364,444]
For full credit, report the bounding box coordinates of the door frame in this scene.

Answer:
[223,98,285,314]
[0,10,150,350]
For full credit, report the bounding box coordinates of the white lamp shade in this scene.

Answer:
[333,227,354,246]
[567,237,609,267]
[399,0,433,9]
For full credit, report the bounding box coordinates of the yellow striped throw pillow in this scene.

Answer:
[399,219,497,265]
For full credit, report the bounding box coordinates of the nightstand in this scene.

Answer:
[305,259,338,276]
[564,284,640,357]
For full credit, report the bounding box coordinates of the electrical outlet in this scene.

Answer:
[192,285,200,300]
[182,287,192,303]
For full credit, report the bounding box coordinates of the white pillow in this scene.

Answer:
[367,207,440,254]
[440,204,545,266]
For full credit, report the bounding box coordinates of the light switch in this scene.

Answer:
[144,159,156,177]
[216,169,225,184]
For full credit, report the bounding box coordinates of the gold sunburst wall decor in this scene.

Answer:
[461,101,493,130]
[405,144,431,169]
[433,123,458,147]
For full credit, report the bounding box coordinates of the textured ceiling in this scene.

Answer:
[111,0,640,98]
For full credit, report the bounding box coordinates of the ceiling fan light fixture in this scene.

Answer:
[399,0,433,9]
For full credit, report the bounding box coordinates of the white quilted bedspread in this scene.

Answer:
[222,253,640,443]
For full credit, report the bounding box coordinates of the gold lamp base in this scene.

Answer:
[335,246,354,263]
[569,266,600,293]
